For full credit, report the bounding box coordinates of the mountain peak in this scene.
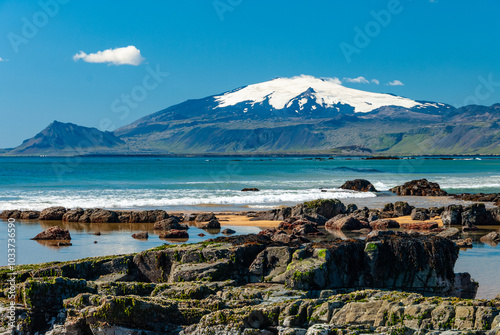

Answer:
[9,122,124,156]
[214,75,421,113]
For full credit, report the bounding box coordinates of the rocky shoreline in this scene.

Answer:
[1,179,500,334]
[2,231,498,335]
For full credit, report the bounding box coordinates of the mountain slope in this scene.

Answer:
[8,121,125,155]
[5,76,500,156]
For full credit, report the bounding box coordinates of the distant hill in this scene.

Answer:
[3,76,500,156]
[8,121,125,156]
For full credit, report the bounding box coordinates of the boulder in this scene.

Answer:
[441,205,463,225]
[389,179,448,196]
[480,231,500,246]
[462,203,489,227]
[411,208,430,221]
[340,179,378,192]
[302,199,346,219]
[39,206,67,220]
[292,223,322,236]
[159,229,189,239]
[241,188,260,192]
[153,217,188,230]
[32,226,71,240]
[437,227,461,240]
[221,228,236,235]
[89,208,119,223]
[325,214,369,230]
[132,231,149,239]
[199,218,221,229]
[195,212,216,222]
[184,213,197,222]
[394,201,413,216]
[0,210,23,219]
[346,204,358,213]
[62,208,85,222]
[20,210,40,219]
[369,219,400,230]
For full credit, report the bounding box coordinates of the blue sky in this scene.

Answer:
[0,0,499,148]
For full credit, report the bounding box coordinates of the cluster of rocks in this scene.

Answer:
[389,179,448,196]
[0,232,486,334]
[26,211,223,243]
[441,204,500,230]
[453,193,500,206]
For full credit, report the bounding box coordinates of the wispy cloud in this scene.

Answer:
[343,76,380,85]
[387,80,404,86]
[343,76,369,84]
[0,57,6,62]
[73,46,145,66]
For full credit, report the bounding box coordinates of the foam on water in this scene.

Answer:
[0,188,376,211]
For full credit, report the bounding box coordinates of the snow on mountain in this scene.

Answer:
[215,75,422,113]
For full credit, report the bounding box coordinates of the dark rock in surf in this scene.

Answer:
[389,179,448,196]
[340,179,378,192]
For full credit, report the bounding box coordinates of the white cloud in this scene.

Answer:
[371,79,380,85]
[343,76,370,84]
[73,45,145,66]
[387,80,404,86]
[0,57,6,62]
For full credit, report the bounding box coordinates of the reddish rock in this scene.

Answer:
[159,229,189,239]
[32,226,71,240]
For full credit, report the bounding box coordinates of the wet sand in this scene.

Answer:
[216,214,444,228]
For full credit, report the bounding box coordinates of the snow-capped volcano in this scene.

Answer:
[214,75,421,113]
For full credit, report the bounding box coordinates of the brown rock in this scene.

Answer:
[325,214,369,230]
[195,212,216,222]
[401,221,439,230]
[89,209,119,223]
[32,226,71,240]
[39,207,67,220]
[132,231,149,239]
[370,219,400,230]
[159,229,189,239]
[389,179,448,196]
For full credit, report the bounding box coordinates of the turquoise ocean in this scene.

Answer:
[1,156,499,298]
